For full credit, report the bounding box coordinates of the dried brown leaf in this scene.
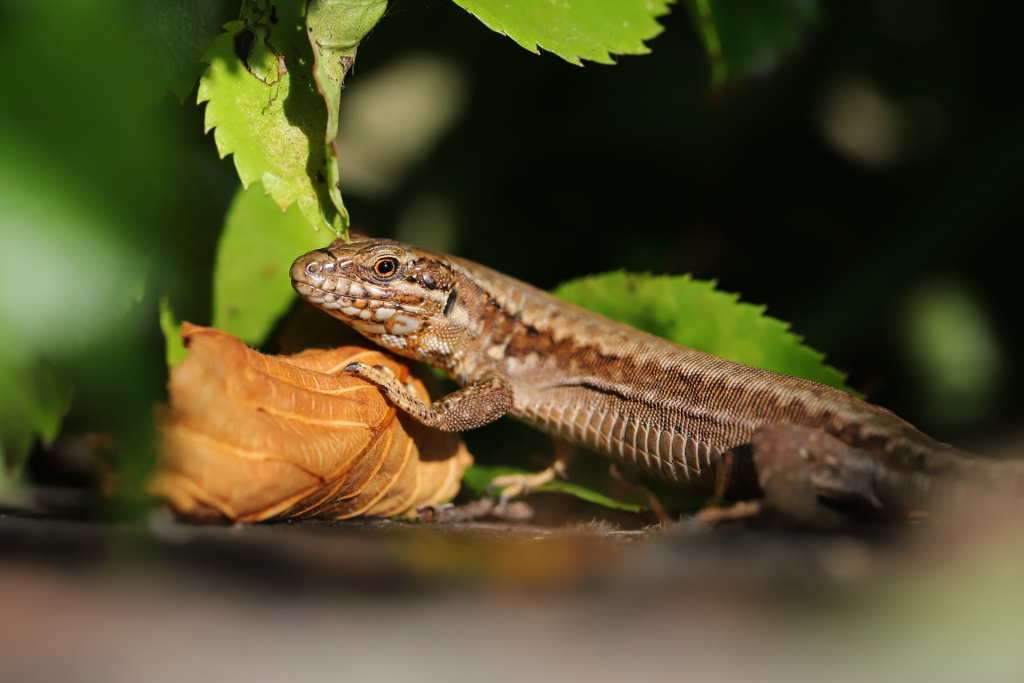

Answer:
[153,324,471,522]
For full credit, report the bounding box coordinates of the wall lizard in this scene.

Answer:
[290,236,1023,521]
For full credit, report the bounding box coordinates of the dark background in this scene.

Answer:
[333,0,1024,451]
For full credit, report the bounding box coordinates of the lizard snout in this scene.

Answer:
[290,249,336,288]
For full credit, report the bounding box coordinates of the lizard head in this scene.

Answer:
[290,236,464,365]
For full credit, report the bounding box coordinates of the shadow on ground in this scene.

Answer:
[2,489,1024,682]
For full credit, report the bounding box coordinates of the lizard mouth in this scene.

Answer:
[292,279,403,322]
[291,279,424,337]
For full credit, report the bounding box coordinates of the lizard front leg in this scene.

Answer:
[345,362,514,432]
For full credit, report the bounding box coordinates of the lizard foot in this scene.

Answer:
[490,461,566,505]
[489,438,575,504]
[694,500,764,528]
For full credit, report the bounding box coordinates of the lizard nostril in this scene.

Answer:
[306,262,322,274]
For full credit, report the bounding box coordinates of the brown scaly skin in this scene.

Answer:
[290,236,1024,519]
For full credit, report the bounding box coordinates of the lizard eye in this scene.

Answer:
[373,257,399,277]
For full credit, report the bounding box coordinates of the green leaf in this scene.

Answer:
[198,0,347,236]
[159,297,189,368]
[306,0,388,141]
[554,271,857,394]
[451,0,672,66]
[132,0,238,102]
[0,349,70,483]
[686,0,818,85]
[305,0,387,231]
[213,186,330,345]
[462,466,647,513]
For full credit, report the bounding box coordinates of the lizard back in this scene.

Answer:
[438,252,959,498]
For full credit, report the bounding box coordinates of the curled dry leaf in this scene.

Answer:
[153,323,471,522]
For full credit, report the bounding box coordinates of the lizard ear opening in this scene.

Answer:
[444,289,458,317]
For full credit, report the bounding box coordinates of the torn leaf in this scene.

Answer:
[198,0,347,235]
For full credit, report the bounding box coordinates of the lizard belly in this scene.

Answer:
[513,396,760,496]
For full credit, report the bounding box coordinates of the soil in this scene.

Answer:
[2,488,1023,682]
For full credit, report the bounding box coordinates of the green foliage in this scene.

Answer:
[214,187,331,345]
[0,136,134,478]
[0,0,189,481]
[0,352,70,483]
[901,280,1003,426]
[198,0,348,236]
[687,0,818,85]
[160,299,190,368]
[554,271,857,394]
[306,0,388,141]
[304,0,387,240]
[132,0,238,101]
[451,0,672,65]
[0,142,142,358]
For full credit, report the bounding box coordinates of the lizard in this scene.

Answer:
[289,236,1024,521]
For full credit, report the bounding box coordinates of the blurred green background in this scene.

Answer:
[1,0,1022,490]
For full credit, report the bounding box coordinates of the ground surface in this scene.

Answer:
[2,490,1024,682]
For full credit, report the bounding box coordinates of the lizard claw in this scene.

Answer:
[343,362,391,394]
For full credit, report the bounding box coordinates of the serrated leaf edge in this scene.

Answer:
[453,1,670,67]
